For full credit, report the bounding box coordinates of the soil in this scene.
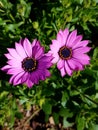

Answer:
[1,104,76,130]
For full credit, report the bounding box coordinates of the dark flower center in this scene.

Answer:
[58,46,72,60]
[22,57,37,72]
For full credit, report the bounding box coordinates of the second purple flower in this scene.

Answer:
[49,28,91,77]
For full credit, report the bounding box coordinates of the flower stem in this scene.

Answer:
[24,108,41,125]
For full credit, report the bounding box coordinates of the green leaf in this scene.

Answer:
[59,107,73,118]
[42,101,52,115]
[63,117,73,128]
[77,116,85,130]
[89,123,98,130]
[53,112,59,124]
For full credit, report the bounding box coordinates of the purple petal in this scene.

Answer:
[25,79,34,88]
[38,56,52,69]
[21,72,29,83]
[50,40,60,53]
[72,39,88,49]
[15,42,27,58]
[32,46,38,57]
[60,67,66,77]
[31,72,40,84]
[73,47,91,54]
[23,38,32,57]
[7,48,22,61]
[64,60,72,76]
[32,39,40,48]
[45,70,51,77]
[57,29,69,46]
[35,47,44,59]
[40,74,45,80]
[73,55,90,65]
[19,38,24,45]
[57,59,64,69]
[39,54,52,63]
[9,71,25,85]
[78,40,89,47]
[4,53,13,60]
[51,53,59,63]
[1,65,11,71]
[63,28,69,45]
[66,30,77,47]
[71,35,83,49]
[7,59,21,68]
[56,30,65,46]
[72,52,90,65]
[67,58,83,70]
[7,68,23,75]
[67,59,76,70]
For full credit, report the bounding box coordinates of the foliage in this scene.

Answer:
[0,0,98,129]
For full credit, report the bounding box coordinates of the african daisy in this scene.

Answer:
[49,28,91,77]
[1,38,52,88]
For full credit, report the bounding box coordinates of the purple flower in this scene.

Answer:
[1,38,52,88]
[49,28,91,77]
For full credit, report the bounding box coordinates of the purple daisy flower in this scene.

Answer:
[49,28,91,77]
[1,38,52,88]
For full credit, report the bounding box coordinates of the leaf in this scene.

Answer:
[53,112,59,124]
[63,117,73,128]
[77,116,85,130]
[59,107,73,118]
[42,101,52,115]
[89,123,98,130]
[61,91,69,107]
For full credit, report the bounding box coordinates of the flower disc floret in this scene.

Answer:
[22,57,37,72]
[58,46,72,60]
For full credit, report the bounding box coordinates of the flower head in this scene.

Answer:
[49,28,91,77]
[1,38,52,88]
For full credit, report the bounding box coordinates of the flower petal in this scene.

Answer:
[1,65,11,71]
[45,70,51,77]
[78,40,89,47]
[60,67,66,77]
[57,59,64,69]
[71,35,83,49]
[4,53,13,60]
[32,39,40,48]
[25,79,34,88]
[57,29,69,46]
[15,42,27,58]
[9,71,25,85]
[35,47,44,59]
[30,71,39,84]
[64,60,72,76]
[66,30,77,47]
[7,59,21,68]
[67,58,83,70]
[7,68,23,75]
[7,48,22,61]
[50,40,60,53]
[73,54,90,65]
[23,38,32,57]
[73,47,91,54]
[21,72,29,83]
[51,53,59,63]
